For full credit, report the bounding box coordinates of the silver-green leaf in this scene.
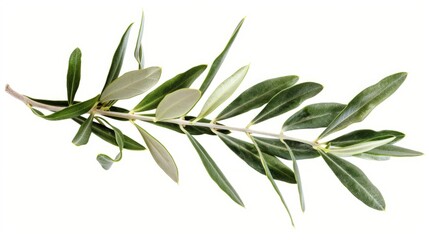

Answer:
[185,131,244,207]
[155,88,201,121]
[251,82,323,125]
[319,151,385,210]
[363,144,423,157]
[195,65,249,122]
[96,118,125,170]
[318,72,407,140]
[327,137,395,157]
[134,10,145,69]
[66,48,82,105]
[100,67,161,102]
[135,124,179,183]
[72,113,94,146]
[216,75,299,120]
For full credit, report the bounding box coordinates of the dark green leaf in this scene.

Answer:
[251,82,323,125]
[72,113,94,146]
[318,72,407,140]
[185,132,244,206]
[135,11,145,69]
[102,23,133,91]
[96,118,125,170]
[133,65,207,112]
[199,18,245,95]
[73,116,145,150]
[254,137,319,160]
[217,132,296,183]
[148,116,230,135]
[100,67,161,102]
[364,144,423,157]
[135,124,179,183]
[216,76,299,120]
[66,48,82,105]
[329,129,404,147]
[39,95,99,121]
[283,102,345,131]
[319,151,385,210]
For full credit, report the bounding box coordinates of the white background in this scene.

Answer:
[1,0,428,239]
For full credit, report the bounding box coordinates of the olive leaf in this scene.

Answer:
[102,23,133,91]
[318,151,385,210]
[135,10,145,69]
[318,72,407,140]
[66,48,82,105]
[100,67,161,102]
[254,137,319,160]
[72,113,94,146]
[155,88,201,121]
[217,132,296,183]
[251,82,323,125]
[283,103,345,131]
[185,131,244,207]
[216,75,299,120]
[96,118,125,170]
[195,65,249,122]
[199,18,245,95]
[133,65,207,112]
[149,116,230,136]
[327,137,395,157]
[135,124,179,183]
[363,144,423,157]
[328,129,404,147]
[73,116,145,150]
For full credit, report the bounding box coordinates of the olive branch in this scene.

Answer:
[5,12,422,225]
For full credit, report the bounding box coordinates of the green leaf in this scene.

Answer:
[135,124,179,183]
[38,95,99,121]
[100,67,161,102]
[199,18,245,95]
[328,129,404,147]
[251,82,323,125]
[148,116,230,136]
[102,23,133,91]
[353,153,390,161]
[318,72,407,140]
[283,102,345,131]
[155,89,201,121]
[96,118,125,170]
[328,137,395,157]
[185,131,244,206]
[363,144,423,157]
[318,151,385,210]
[66,48,82,105]
[195,65,249,122]
[133,65,207,112]
[72,113,94,146]
[216,75,299,120]
[254,137,319,160]
[248,134,294,226]
[73,116,145,150]
[217,132,296,183]
[135,10,145,69]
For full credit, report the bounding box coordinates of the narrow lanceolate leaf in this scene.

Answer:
[135,10,145,69]
[363,144,423,157]
[195,65,249,122]
[72,113,94,146]
[251,82,323,125]
[149,116,230,136]
[319,151,385,210]
[73,116,145,150]
[199,18,245,95]
[155,89,201,121]
[328,129,404,147]
[66,48,82,105]
[217,132,296,183]
[328,137,395,157]
[135,124,179,183]
[353,153,390,161]
[216,75,299,120]
[254,137,319,160]
[249,134,295,226]
[102,23,133,91]
[318,72,407,140]
[100,67,161,102]
[133,65,207,112]
[185,131,244,207]
[283,103,345,131]
[96,118,125,170]
[39,95,99,121]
